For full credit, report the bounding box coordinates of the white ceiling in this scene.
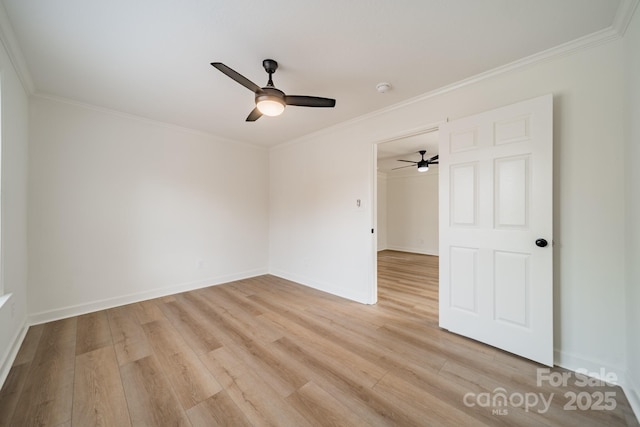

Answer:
[1,0,625,147]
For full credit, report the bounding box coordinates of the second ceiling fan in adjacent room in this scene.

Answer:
[393,150,439,172]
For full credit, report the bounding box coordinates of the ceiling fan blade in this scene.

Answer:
[246,108,262,122]
[397,160,418,163]
[430,161,439,164]
[211,62,262,93]
[392,165,415,170]
[285,95,336,108]
[429,154,439,162]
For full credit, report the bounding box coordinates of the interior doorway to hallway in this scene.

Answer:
[375,129,439,300]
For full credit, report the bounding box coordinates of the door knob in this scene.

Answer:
[535,238,548,248]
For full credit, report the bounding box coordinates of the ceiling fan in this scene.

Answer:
[393,150,439,172]
[211,59,336,122]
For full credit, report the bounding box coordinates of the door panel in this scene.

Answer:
[450,246,479,313]
[450,163,478,226]
[439,94,553,366]
[495,155,529,228]
[494,251,530,327]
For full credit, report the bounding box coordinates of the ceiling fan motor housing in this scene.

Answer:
[256,87,285,102]
[262,59,278,74]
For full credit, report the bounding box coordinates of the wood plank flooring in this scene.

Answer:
[1,250,638,426]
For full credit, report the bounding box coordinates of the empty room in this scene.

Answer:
[0,1,639,426]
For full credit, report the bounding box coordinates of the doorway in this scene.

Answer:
[375,128,439,300]
[370,95,553,366]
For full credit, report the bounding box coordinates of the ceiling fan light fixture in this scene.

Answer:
[256,97,285,116]
[417,161,429,172]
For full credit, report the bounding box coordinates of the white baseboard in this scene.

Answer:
[28,268,268,325]
[0,321,28,390]
[553,349,638,422]
[624,375,640,423]
[554,348,626,386]
[269,269,373,304]
[385,245,439,256]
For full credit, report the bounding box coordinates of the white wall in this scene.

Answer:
[27,97,269,322]
[0,38,29,383]
[624,4,640,416]
[270,38,628,374]
[270,136,376,303]
[386,170,438,255]
[376,172,387,251]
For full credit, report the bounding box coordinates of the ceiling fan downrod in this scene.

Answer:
[263,59,278,87]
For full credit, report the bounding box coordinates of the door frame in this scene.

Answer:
[370,122,444,303]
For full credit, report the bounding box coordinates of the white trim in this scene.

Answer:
[613,0,640,36]
[27,268,268,325]
[625,375,640,422]
[273,24,626,151]
[0,320,27,389]
[554,348,626,387]
[555,348,640,421]
[0,0,636,152]
[374,124,441,147]
[0,72,3,296]
[31,93,266,151]
[0,2,34,94]
[385,246,439,257]
[371,143,379,304]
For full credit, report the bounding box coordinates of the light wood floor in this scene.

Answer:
[0,250,637,426]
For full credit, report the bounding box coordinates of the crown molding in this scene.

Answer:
[613,0,640,36]
[1,0,636,146]
[32,92,266,150]
[0,1,34,94]
[274,1,638,151]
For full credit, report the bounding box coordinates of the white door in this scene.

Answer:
[439,94,553,366]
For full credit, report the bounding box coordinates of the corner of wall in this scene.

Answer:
[0,1,34,94]
[269,269,374,305]
[0,294,28,388]
[27,268,268,326]
[0,325,28,388]
[554,349,627,384]
[624,375,640,423]
[624,1,640,423]
[554,347,640,421]
[0,3,31,391]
